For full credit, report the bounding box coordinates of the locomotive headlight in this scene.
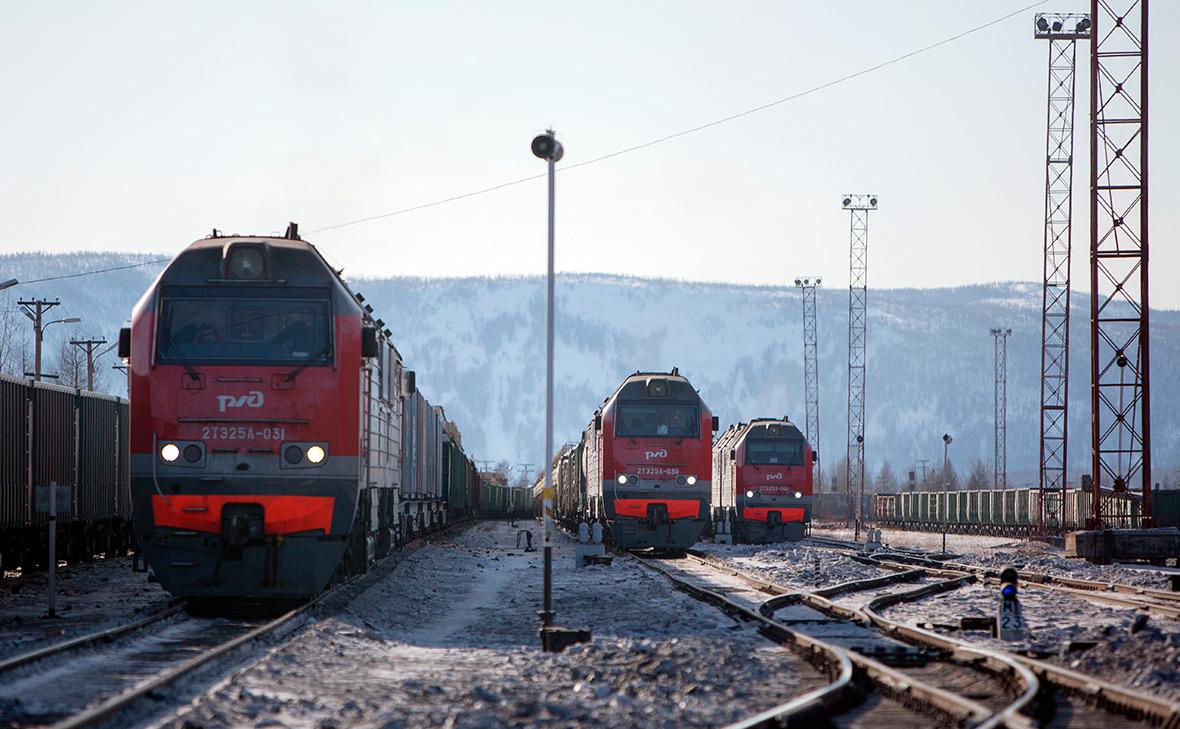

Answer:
[794,491,803,499]
[686,475,697,485]
[617,474,628,484]
[160,443,180,462]
[306,445,326,464]
[284,445,304,465]
[226,246,266,279]
[745,490,755,498]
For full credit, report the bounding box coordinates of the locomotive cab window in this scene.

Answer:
[616,403,699,438]
[744,439,804,465]
[157,286,333,365]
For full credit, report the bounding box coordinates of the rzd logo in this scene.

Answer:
[766,472,784,480]
[644,449,668,460]
[217,390,264,413]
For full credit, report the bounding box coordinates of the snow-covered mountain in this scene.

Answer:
[4,250,1178,486]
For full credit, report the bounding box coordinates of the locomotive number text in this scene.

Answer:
[636,466,681,477]
[201,425,287,441]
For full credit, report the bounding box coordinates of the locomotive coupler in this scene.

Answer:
[220,503,265,559]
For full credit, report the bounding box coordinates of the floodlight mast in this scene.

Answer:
[796,276,822,491]
[1088,0,1150,528]
[842,194,876,540]
[1034,11,1089,534]
[991,328,1013,489]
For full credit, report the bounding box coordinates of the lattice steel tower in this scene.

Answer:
[1089,0,1151,527]
[842,194,876,530]
[991,328,1013,488]
[795,276,822,490]
[1035,12,1090,530]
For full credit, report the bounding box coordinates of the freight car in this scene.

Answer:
[121,225,482,600]
[552,369,717,550]
[711,418,814,543]
[1,375,132,571]
[872,486,1141,535]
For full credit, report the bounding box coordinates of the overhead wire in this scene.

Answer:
[310,0,1047,234]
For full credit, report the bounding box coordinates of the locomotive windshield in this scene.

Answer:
[157,286,333,365]
[616,403,699,438]
[745,439,805,466]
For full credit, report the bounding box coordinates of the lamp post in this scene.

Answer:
[942,433,953,555]
[532,129,563,647]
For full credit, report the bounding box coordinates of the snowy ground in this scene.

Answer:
[156,521,825,729]
[695,542,886,589]
[814,523,1179,591]
[705,528,1180,704]
[880,581,1180,702]
[0,556,170,661]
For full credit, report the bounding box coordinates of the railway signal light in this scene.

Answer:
[999,566,1018,598]
[995,564,1025,640]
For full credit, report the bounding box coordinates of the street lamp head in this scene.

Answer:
[943,433,953,445]
[0,278,17,291]
[61,317,81,324]
[531,131,564,162]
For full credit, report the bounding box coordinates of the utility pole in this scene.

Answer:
[70,338,109,391]
[917,458,931,486]
[991,328,1012,488]
[1035,11,1090,532]
[842,194,877,540]
[17,299,80,382]
[795,276,822,491]
[1088,0,1151,528]
[517,463,536,488]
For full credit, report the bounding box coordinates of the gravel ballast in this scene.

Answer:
[160,522,823,728]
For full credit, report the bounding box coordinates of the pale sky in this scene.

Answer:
[2,1,1176,305]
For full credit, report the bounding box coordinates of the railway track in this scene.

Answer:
[0,526,459,729]
[684,545,1180,728]
[633,552,1037,728]
[807,535,1180,621]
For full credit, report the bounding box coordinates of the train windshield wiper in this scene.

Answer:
[283,345,332,383]
[163,310,202,382]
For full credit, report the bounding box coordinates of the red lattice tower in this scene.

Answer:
[1088,0,1151,528]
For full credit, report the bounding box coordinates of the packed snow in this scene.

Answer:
[157,522,825,728]
[695,541,886,589]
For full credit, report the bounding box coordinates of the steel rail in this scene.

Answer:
[714,544,1180,726]
[687,552,1038,729]
[0,601,186,675]
[42,523,465,729]
[634,554,1000,728]
[805,536,1180,618]
[630,555,855,728]
[862,549,1180,621]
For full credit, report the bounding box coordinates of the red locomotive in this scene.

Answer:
[121,225,452,600]
[556,369,716,550]
[712,418,814,543]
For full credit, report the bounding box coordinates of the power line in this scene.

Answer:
[311,0,1046,234]
[15,258,170,286]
